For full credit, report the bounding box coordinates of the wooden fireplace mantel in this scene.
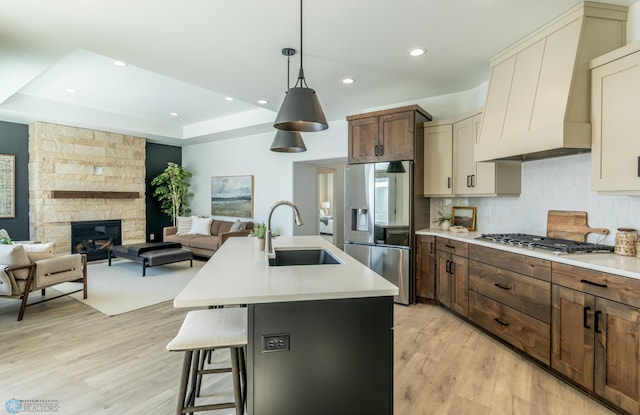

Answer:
[51,190,140,199]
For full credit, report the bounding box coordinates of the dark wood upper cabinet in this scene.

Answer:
[347,105,431,164]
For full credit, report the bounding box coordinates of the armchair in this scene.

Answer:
[0,243,87,321]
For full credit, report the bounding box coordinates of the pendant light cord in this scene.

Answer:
[296,0,308,88]
[299,0,303,75]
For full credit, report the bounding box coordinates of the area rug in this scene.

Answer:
[54,258,205,316]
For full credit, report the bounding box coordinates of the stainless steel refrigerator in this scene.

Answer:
[344,161,412,305]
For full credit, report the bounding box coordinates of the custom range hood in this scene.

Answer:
[475,2,627,162]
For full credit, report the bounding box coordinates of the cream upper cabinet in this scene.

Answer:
[425,113,521,197]
[454,113,521,196]
[475,3,627,162]
[591,42,640,193]
[453,117,475,194]
[424,123,453,196]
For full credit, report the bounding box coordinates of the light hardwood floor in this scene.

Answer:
[0,296,617,414]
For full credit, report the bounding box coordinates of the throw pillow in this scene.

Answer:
[0,244,32,280]
[189,216,213,235]
[176,216,193,235]
[229,219,244,232]
[20,242,56,262]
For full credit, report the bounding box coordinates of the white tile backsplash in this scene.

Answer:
[429,153,640,245]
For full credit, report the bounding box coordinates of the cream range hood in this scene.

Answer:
[475,2,627,162]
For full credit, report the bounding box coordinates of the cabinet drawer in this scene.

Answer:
[436,237,469,257]
[469,245,551,281]
[552,262,640,308]
[469,291,550,365]
[469,260,551,323]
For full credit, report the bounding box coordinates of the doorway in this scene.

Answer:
[318,168,335,244]
[292,159,345,249]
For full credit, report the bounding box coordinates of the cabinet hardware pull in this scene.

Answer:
[494,318,509,327]
[494,283,510,290]
[379,145,384,156]
[595,310,602,334]
[583,306,591,329]
[445,260,451,274]
[471,175,475,187]
[580,279,608,289]
[374,145,379,156]
[445,244,455,250]
[447,177,452,189]
[466,175,471,187]
[450,262,455,275]
[429,242,434,255]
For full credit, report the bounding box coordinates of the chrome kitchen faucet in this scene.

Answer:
[265,200,304,257]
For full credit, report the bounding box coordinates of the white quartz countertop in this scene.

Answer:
[416,228,640,281]
[174,235,399,308]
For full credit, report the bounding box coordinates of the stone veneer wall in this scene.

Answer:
[28,122,146,254]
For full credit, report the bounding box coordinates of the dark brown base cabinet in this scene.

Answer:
[467,245,551,365]
[435,238,468,318]
[552,263,640,415]
[416,238,640,414]
[415,235,436,300]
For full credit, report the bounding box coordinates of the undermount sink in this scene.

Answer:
[268,247,341,266]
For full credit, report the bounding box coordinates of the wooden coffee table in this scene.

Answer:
[108,242,193,276]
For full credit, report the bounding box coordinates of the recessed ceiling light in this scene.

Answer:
[225,96,234,101]
[342,78,355,85]
[113,60,127,67]
[257,99,269,105]
[170,112,179,117]
[409,48,426,57]
[65,88,78,94]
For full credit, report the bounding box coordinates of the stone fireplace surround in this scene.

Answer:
[29,122,146,255]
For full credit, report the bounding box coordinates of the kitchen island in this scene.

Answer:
[174,235,398,415]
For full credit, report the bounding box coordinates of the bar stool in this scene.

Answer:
[167,308,247,415]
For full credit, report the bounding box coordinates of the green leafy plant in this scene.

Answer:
[250,223,267,239]
[432,210,452,225]
[151,162,193,226]
[0,237,12,245]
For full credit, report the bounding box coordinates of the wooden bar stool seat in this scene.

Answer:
[167,308,247,415]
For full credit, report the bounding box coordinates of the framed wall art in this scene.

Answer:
[0,154,15,218]
[211,175,254,218]
[452,206,476,231]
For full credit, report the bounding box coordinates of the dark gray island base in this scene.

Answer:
[247,296,394,415]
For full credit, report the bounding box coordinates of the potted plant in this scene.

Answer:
[250,223,267,250]
[432,210,452,230]
[151,162,193,226]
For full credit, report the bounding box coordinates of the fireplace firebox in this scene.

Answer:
[71,219,122,261]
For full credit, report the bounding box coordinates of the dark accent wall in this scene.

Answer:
[0,121,29,240]
[146,143,182,242]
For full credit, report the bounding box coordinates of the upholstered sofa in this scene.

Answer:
[163,217,254,258]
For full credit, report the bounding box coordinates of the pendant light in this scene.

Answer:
[274,0,328,133]
[271,48,307,153]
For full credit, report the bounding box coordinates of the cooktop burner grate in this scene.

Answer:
[478,233,614,254]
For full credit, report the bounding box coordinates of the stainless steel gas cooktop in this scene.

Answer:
[477,233,614,254]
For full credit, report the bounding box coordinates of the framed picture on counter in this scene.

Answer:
[452,206,476,231]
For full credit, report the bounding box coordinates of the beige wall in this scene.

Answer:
[28,122,146,253]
